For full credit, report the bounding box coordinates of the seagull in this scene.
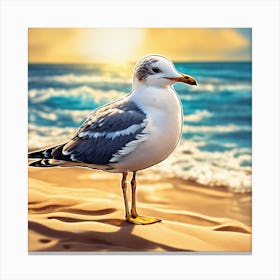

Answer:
[28,54,197,225]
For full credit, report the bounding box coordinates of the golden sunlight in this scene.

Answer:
[77,29,145,63]
[28,28,251,63]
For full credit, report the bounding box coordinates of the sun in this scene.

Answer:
[78,29,145,63]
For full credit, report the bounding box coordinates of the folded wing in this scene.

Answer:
[61,98,148,165]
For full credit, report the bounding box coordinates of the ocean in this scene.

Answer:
[28,62,252,193]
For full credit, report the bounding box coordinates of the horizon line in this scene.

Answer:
[28,60,252,64]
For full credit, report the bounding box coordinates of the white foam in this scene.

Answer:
[187,82,251,93]
[28,124,75,148]
[144,140,252,192]
[183,124,251,133]
[32,109,91,123]
[29,74,131,85]
[183,110,212,122]
[29,86,125,104]
[179,83,251,102]
[35,110,58,121]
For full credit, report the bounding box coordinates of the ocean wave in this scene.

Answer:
[183,110,212,122]
[29,74,131,85]
[178,82,251,96]
[29,73,251,94]
[183,124,251,133]
[29,108,92,125]
[146,140,252,192]
[29,86,125,105]
[28,124,75,148]
[197,83,251,92]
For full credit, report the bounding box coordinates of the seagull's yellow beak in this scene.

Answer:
[167,74,197,86]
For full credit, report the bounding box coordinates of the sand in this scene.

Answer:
[28,167,252,252]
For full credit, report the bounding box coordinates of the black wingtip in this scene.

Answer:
[28,151,44,159]
[28,144,61,159]
[29,159,56,168]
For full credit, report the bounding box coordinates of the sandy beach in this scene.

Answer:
[28,166,251,252]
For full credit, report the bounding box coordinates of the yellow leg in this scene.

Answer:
[127,171,161,225]
[131,171,138,218]
[121,172,130,220]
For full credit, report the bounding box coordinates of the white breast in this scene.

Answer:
[109,86,183,172]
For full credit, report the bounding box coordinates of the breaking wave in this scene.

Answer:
[29,86,125,105]
[29,74,132,85]
[145,140,252,193]
[183,124,251,133]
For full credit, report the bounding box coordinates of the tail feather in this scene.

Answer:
[29,159,57,167]
[28,143,72,167]
[28,145,60,159]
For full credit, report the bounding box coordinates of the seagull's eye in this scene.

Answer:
[152,67,161,74]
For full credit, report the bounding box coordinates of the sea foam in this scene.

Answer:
[29,74,131,85]
[144,140,252,193]
[29,86,125,105]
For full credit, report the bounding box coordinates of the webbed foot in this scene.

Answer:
[127,215,161,225]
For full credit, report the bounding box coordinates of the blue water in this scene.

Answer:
[28,62,252,192]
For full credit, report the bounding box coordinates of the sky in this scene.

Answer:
[28,28,251,63]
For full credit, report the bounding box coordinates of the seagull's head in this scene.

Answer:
[133,54,197,88]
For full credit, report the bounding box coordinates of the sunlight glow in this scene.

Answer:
[28,28,251,63]
[78,29,145,63]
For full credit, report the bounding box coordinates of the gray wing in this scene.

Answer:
[61,98,147,165]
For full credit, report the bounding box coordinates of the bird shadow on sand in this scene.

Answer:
[28,219,191,252]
